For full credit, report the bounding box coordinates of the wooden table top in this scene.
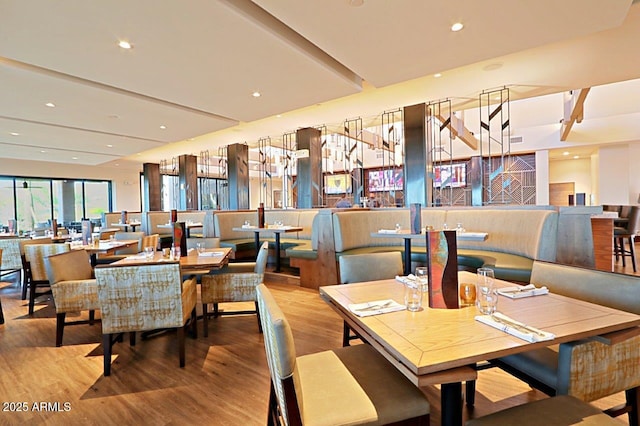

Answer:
[109,247,232,273]
[232,226,303,233]
[320,271,640,381]
[71,239,140,254]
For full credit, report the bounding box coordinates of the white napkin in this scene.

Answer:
[126,253,147,260]
[475,312,555,342]
[198,251,225,257]
[378,229,398,234]
[459,232,488,239]
[498,284,549,299]
[241,224,255,229]
[395,275,417,285]
[348,299,406,317]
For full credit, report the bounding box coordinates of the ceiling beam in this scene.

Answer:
[561,88,591,141]
[433,111,479,150]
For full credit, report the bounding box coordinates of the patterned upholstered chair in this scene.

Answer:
[467,395,619,426]
[256,284,430,426]
[24,243,70,315]
[200,241,268,337]
[338,252,403,346]
[493,261,640,424]
[0,238,25,298]
[44,250,99,346]
[18,237,53,300]
[94,262,197,376]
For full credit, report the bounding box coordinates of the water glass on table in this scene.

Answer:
[144,246,154,260]
[404,280,423,312]
[196,242,204,255]
[476,267,497,314]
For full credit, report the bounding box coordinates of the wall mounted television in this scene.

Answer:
[433,163,466,188]
[368,169,403,192]
[324,174,352,194]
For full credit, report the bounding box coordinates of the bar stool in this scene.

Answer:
[614,205,640,272]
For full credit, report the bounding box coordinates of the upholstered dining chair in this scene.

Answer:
[94,262,197,376]
[200,241,268,337]
[18,237,53,300]
[338,252,403,346]
[44,249,99,346]
[614,205,640,272]
[0,238,25,298]
[24,243,71,315]
[256,284,430,426]
[142,233,159,251]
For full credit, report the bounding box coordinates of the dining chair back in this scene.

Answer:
[24,243,71,315]
[94,262,197,376]
[142,233,159,251]
[256,283,430,426]
[338,252,403,346]
[200,241,268,337]
[17,237,53,300]
[45,249,98,346]
[614,205,640,272]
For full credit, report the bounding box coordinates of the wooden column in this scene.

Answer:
[227,144,249,210]
[404,103,428,207]
[178,154,198,210]
[591,217,614,272]
[296,127,322,209]
[143,163,162,212]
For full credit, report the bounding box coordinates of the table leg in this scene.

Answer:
[275,232,281,273]
[441,382,463,426]
[90,253,97,267]
[404,239,412,275]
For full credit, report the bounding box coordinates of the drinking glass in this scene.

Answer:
[459,282,476,307]
[476,267,497,314]
[171,246,181,260]
[415,266,429,293]
[404,280,423,312]
[196,242,204,255]
[144,246,154,260]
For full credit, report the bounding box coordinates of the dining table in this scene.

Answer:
[232,225,303,272]
[111,221,142,232]
[110,247,232,274]
[370,230,489,275]
[320,271,640,426]
[71,239,140,266]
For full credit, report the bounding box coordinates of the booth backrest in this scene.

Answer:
[445,209,558,261]
[333,210,411,252]
[214,211,259,240]
[530,261,640,314]
[142,211,170,236]
[102,212,142,228]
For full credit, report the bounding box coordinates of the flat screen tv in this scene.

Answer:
[368,169,403,192]
[324,174,352,194]
[434,163,466,188]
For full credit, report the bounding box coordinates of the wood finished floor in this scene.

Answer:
[1,249,638,425]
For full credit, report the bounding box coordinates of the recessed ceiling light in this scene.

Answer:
[573,155,580,159]
[10,132,19,136]
[115,163,119,166]
[252,91,261,98]
[72,157,78,160]
[563,151,570,156]
[160,125,167,129]
[45,102,56,108]
[451,22,464,32]
[347,0,364,6]
[118,40,132,49]
[40,150,46,153]
[276,114,282,118]
[434,73,442,78]
[107,144,113,148]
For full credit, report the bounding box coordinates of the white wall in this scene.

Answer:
[596,145,631,205]
[0,158,142,211]
[535,150,550,205]
[549,157,592,204]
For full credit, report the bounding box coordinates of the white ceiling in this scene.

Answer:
[0,0,638,169]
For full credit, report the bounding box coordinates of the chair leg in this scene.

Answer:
[267,381,280,426]
[255,301,263,333]
[190,308,198,339]
[21,271,28,300]
[203,303,209,337]
[129,332,136,346]
[103,334,112,377]
[28,281,37,315]
[0,298,4,325]
[178,326,186,368]
[342,321,351,347]
[89,310,95,326]
[621,238,627,267]
[626,387,639,426]
[55,313,66,347]
[629,236,637,272]
[213,302,220,318]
